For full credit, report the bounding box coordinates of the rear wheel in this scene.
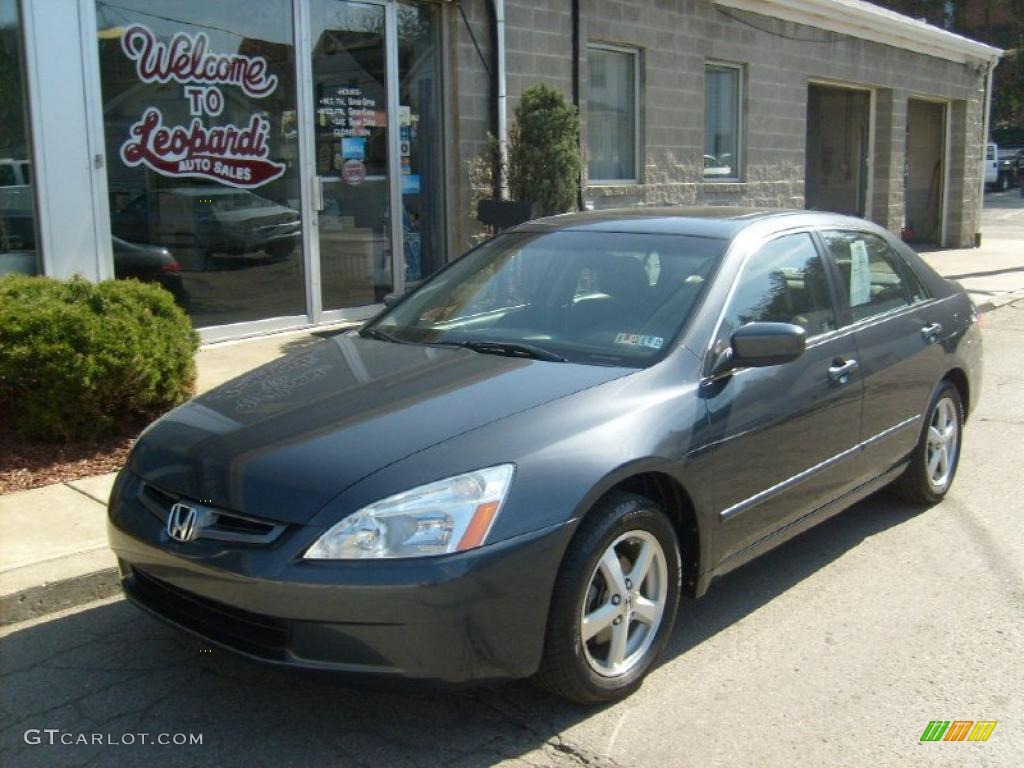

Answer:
[890,381,963,503]
[534,493,681,704]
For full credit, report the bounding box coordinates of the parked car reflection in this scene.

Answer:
[0,202,189,309]
[111,187,301,270]
[112,237,190,309]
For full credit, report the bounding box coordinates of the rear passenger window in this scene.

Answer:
[723,233,836,338]
[821,231,927,322]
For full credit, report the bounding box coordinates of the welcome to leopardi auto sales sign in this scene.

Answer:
[118,25,286,188]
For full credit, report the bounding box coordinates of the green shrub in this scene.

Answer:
[0,274,199,442]
[508,84,582,217]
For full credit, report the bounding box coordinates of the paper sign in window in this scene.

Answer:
[849,239,871,306]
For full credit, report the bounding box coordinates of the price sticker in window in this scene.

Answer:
[849,239,871,307]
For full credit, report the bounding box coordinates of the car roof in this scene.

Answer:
[514,207,872,239]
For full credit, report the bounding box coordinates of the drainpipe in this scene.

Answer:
[491,0,509,200]
[572,0,583,210]
[976,58,996,247]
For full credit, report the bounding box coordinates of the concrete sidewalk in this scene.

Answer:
[2,195,1022,625]
[917,189,1024,312]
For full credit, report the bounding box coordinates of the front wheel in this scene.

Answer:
[890,381,963,503]
[534,493,681,704]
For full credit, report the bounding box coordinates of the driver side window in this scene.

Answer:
[722,233,837,339]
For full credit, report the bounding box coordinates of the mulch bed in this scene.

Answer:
[0,421,141,495]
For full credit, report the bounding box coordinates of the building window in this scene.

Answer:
[704,63,742,181]
[0,0,39,275]
[587,45,639,183]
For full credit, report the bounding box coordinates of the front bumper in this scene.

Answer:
[108,472,573,684]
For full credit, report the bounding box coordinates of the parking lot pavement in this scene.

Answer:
[2,302,1022,768]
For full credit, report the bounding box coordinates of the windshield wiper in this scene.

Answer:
[359,327,402,344]
[451,340,567,363]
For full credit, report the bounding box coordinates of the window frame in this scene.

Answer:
[586,42,641,186]
[703,60,745,183]
[815,228,933,328]
[709,229,842,371]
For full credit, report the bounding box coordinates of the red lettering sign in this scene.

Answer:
[121,25,277,98]
[120,109,286,188]
[117,25,285,189]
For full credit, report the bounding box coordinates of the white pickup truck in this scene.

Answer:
[985,143,998,189]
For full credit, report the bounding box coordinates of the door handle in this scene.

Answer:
[828,358,859,384]
[312,176,325,212]
[921,322,943,343]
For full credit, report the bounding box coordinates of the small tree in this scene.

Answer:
[507,84,581,217]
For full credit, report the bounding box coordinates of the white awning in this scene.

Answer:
[713,0,1003,64]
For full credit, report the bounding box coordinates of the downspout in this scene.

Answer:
[572,0,583,210]
[976,58,996,247]
[490,0,509,200]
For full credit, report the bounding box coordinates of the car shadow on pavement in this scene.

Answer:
[0,492,929,768]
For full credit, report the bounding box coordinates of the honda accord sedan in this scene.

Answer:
[108,208,981,703]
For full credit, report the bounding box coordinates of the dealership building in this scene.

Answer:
[0,0,1000,341]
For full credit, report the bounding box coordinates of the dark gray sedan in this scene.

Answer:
[108,208,982,703]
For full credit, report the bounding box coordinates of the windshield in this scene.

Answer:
[368,230,727,366]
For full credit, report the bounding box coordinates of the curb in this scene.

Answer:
[976,291,1024,314]
[0,568,121,627]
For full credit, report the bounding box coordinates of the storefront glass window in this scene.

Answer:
[95,0,305,327]
[0,0,39,276]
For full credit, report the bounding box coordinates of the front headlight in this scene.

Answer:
[304,465,515,560]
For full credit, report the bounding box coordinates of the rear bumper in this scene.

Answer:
[108,474,573,684]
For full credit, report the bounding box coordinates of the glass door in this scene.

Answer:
[309,0,393,309]
[305,0,444,318]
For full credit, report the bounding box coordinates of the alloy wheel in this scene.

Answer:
[926,397,959,491]
[580,530,668,678]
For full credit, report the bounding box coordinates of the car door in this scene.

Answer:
[700,232,865,561]
[818,229,947,484]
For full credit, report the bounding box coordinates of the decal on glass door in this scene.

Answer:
[116,25,285,188]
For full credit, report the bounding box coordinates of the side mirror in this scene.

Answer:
[730,322,806,368]
[382,280,423,308]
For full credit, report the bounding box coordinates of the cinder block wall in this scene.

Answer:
[452,0,987,251]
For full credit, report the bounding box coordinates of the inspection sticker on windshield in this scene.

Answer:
[615,333,664,350]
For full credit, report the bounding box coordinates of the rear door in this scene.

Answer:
[701,232,864,561]
[818,229,946,483]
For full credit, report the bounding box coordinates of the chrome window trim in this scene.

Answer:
[719,414,920,521]
[806,292,956,348]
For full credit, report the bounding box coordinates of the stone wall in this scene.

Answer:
[451,0,989,251]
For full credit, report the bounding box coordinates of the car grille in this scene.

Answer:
[140,483,286,545]
[128,568,288,660]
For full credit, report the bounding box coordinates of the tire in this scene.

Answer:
[890,381,963,504]
[534,492,681,704]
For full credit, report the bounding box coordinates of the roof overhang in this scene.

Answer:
[713,0,1003,65]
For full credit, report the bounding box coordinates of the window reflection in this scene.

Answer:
[95,0,305,327]
[0,0,39,277]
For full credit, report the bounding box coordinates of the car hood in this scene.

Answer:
[215,206,298,226]
[128,334,633,523]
